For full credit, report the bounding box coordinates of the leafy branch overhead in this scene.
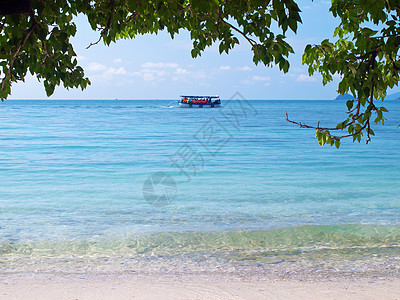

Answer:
[287,0,400,148]
[0,0,301,99]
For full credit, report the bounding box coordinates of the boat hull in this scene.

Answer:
[179,102,221,108]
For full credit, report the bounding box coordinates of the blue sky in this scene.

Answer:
[9,1,400,100]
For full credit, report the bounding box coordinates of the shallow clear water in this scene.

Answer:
[0,99,399,276]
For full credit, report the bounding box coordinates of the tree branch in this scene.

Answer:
[219,18,259,54]
[39,40,81,80]
[1,14,37,93]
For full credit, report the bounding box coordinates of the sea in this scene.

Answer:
[0,98,399,280]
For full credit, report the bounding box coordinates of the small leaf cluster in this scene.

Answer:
[315,129,341,149]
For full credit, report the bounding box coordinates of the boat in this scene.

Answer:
[178,95,221,108]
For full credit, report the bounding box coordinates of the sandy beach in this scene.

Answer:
[1,274,400,300]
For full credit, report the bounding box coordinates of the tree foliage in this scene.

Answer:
[0,0,399,147]
[0,0,300,99]
[287,0,400,148]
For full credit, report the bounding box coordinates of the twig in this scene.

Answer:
[87,0,115,49]
[121,13,139,25]
[285,112,337,131]
[174,4,191,15]
[86,35,103,49]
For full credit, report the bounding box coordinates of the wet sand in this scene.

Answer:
[1,274,400,300]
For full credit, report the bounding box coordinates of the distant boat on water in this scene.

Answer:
[178,95,221,108]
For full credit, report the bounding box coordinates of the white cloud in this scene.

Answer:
[297,74,316,82]
[106,67,126,75]
[129,62,194,83]
[132,69,167,81]
[240,79,252,85]
[292,67,307,73]
[191,70,209,79]
[141,62,179,68]
[252,75,271,81]
[143,73,155,81]
[281,67,308,78]
[88,65,127,83]
[238,66,252,71]
[87,62,107,72]
[219,65,231,71]
[175,68,189,75]
[113,58,122,63]
[241,75,271,85]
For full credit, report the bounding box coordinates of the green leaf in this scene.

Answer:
[334,139,341,149]
[360,27,378,37]
[346,100,354,110]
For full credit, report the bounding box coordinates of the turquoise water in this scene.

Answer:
[0,99,399,277]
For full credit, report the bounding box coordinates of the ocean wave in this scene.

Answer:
[1,224,399,257]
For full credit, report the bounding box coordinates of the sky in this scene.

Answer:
[9,1,400,100]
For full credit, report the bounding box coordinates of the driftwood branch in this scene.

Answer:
[285,111,369,141]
